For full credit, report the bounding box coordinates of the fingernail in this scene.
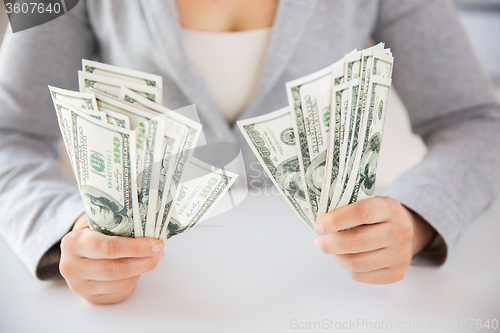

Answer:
[315,224,325,235]
[314,238,320,249]
[152,243,163,253]
[159,251,165,259]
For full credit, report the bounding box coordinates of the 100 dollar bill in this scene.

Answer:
[82,59,163,94]
[84,88,166,237]
[339,51,393,207]
[117,87,202,238]
[57,105,141,237]
[79,70,161,104]
[285,58,346,221]
[49,86,107,123]
[237,107,314,229]
[334,49,393,209]
[159,158,238,240]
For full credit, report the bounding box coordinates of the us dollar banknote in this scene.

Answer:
[318,78,350,217]
[156,121,201,238]
[342,51,394,206]
[237,107,315,228]
[100,108,131,129]
[56,104,141,237]
[152,133,180,238]
[82,59,163,94]
[51,100,82,173]
[239,43,393,227]
[332,46,381,210]
[335,48,392,209]
[78,70,161,104]
[159,157,238,240]
[49,85,107,123]
[320,46,376,213]
[50,60,242,240]
[84,88,166,237]
[285,61,343,221]
[116,87,203,238]
[48,85,99,111]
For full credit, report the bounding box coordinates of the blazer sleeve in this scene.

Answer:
[0,1,95,279]
[373,0,500,266]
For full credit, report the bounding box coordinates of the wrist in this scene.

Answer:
[403,206,436,255]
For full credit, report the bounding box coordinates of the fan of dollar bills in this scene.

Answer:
[49,60,237,241]
[238,43,393,230]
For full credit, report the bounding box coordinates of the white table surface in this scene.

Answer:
[1,184,499,333]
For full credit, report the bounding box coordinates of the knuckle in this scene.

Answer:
[131,241,146,257]
[66,282,81,295]
[118,278,136,293]
[401,242,413,259]
[321,211,335,228]
[332,254,343,266]
[60,232,76,253]
[398,221,414,242]
[147,256,160,271]
[59,260,73,278]
[346,258,363,272]
[356,201,373,221]
[348,271,363,283]
[394,269,406,283]
[385,197,402,212]
[401,220,413,237]
[349,234,366,252]
[99,238,116,257]
[107,261,126,280]
[318,238,331,254]
[124,285,136,298]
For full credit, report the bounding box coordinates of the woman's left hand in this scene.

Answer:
[314,196,436,284]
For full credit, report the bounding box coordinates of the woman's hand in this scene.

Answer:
[60,214,164,304]
[314,196,436,284]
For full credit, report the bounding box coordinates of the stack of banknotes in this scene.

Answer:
[238,43,393,229]
[49,60,237,240]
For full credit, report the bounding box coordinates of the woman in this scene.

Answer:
[0,0,498,304]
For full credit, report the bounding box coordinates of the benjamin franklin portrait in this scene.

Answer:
[80,185,134,237]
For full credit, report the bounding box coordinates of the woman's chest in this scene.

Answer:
[174,0,278,32]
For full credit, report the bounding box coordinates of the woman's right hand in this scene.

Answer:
[60,214,164,304]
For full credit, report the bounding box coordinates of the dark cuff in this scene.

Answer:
[411,232,448,267]
[35,242,63,280]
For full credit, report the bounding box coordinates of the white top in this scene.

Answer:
[181,27,272,123]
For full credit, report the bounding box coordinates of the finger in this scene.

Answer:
[315,223,391,254]
[76,255,160,281]
[82,275,141,296]
[65,229,164,259]
[85,290,136,305]
[315,196,401,234]
[348,260,411,284]
[72,213,89,231]
[333,247,410,273]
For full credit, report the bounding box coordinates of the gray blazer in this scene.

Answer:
[0,0,498,279]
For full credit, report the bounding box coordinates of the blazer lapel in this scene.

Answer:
[242,0,317,119]
[139,0,317,138]
[139,0,234,142]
